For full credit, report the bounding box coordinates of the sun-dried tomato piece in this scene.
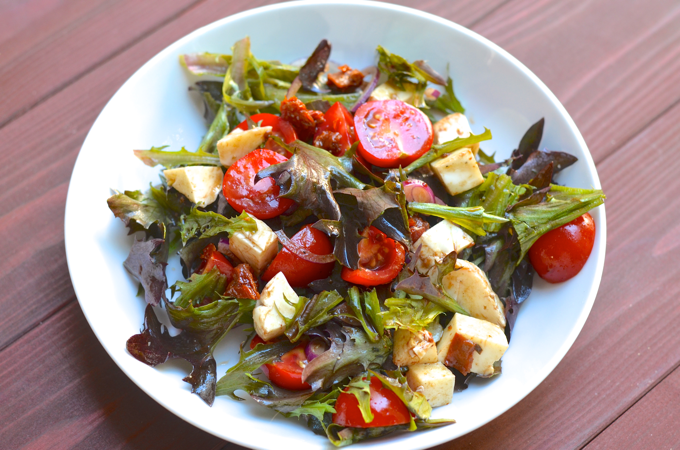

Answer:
[313,130,344,156]
[224,264,259,300]
[280,96,325,141]
[327,65,364,91]
[408,215,430,243]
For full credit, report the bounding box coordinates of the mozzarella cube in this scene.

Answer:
[406,362,455,408]
[433,113,479,156]
[441,259,506,328]
[163,166,223,206]
[437,313,508,377]
[253,272,299,341]
[431,148,484,196]
[217,126,272,167]
[229,218,278,276]
[369,81,423,107]
[393,328,438,367]
[414,220,474,276]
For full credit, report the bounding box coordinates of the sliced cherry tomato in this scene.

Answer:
[236,113,297,155]
[261,225,335,287]
[250,336,310,391]
[528,212,596,283]
[332,376,411,428]
[341,227,406,287]
[354,99,433,168]
[198,244,234,281]
[313,102,357,156]
[222,148,296,220]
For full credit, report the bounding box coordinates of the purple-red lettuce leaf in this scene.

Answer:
[511,150,577,185]
[126,298,243,406]
[510,118,544,170]
[298,39,332,91]
[123,237,168,306]
[301,323,392,391]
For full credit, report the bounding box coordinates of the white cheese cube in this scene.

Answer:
[253,272,299,341]
[414,220,474,276]
[433,113,479,156]
[393,328,438,367]
[437,313,508,377]
[369,81,423,107]
[229,217,278,276]
[431,147,484,196]
[406,362,455,408]
[163,166,223,206]
[441,259,506,328]
[217,126,272,167]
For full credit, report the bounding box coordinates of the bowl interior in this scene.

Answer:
[65,2,605,449]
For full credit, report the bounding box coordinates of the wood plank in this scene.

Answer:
[434,98,680,449]
[0,0,505,350]
[0,301,227,449]
[585,365,680,450]
[474,0,680,162]
[0,0,204,129]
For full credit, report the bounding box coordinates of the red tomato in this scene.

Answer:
[313,102,357,156]
[236,113,297,155]
[200,247,234,282]
[222,148,296,220]
[250,336,310,391]
[261,225,335,287]
[341,227,406,286]
[528,213,596,283]
[354,100,433,168]
[332,376,411,428]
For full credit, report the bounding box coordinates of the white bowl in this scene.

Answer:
[65,1,606,449]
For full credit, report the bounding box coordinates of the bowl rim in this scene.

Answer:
[65,1,607,448]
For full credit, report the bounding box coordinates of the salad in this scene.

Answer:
[107,37,605,446]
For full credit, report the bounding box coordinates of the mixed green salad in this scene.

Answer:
[107,37,605,446]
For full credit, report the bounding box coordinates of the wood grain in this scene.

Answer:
[0,302,226,450]
[0,0,204,129]
[436,98,680,450]
[475,0,680,162]
[585,365,680,450]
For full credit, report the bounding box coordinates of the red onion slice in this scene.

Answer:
[286,76,302,98]
[403,179,437,204]
[350,67,380,113]
[274,230,335,264]
[305,338,328,361]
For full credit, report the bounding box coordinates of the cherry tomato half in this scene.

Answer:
[341,227,406,287]
[236,113,297,155]
[250,336,311,391]
[261,225,335,287]
[528,212,596,283]
[354,100,433,168]
[332,376,411,428]
[313,102,357,156]
[222,148,296,220]
[198,244,234,282]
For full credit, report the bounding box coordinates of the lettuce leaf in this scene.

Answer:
[179,209,256,245]
[509,185,605,259]
[123,237,168,306]
[403,128,492,174]
[133,146,220,169]
[407,202,507,236]
[221,37,275,112]
[126,298,243,406]
[432,75,465,114]
[180,52,231,76]
[395,271,468,315]
[379,297,446,333]
[215,339,298,400]
[301,324,392,391]
[344,377,373,423]
[256,140,366,221]
[346,287,381,343]
[284,290,345,343]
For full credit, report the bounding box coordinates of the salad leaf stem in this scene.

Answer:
[407,202,507,236]
[403,128,492,174]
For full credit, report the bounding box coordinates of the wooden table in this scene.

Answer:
[1,0,679,448]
